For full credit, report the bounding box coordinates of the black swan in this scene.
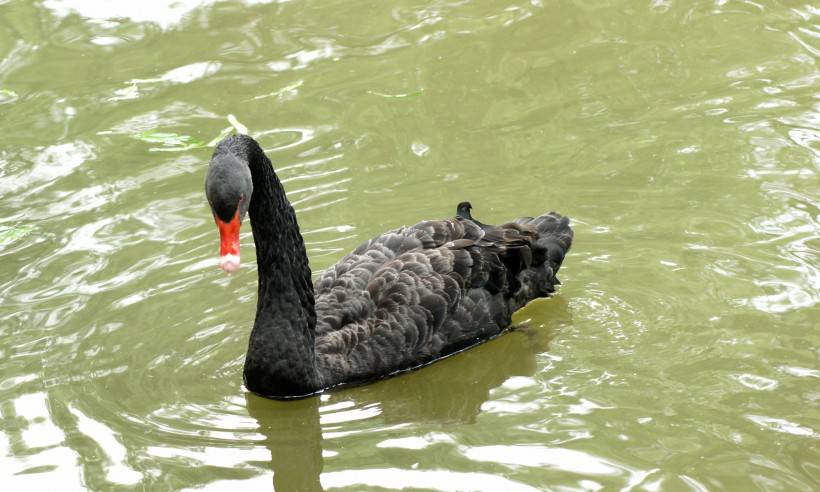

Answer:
[205,134,573,399]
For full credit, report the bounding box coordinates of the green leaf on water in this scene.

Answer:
[0,224,33,244]
[134,131,206,152]
[135,120,245,152]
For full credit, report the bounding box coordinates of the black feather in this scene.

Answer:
[205,136,573,399]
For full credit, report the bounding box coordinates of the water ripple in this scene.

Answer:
[2,1,819,490]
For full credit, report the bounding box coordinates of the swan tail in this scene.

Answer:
[510,212,573,301]
[525,212,573,273]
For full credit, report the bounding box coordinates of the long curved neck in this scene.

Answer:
[219,135,321,398]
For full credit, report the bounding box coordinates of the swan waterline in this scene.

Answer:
[205,134,573,399]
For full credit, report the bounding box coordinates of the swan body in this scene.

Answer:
[205,135,573,399]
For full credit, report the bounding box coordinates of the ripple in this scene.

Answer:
[377,432,455,450]
[101,102,221,136]
[0,392,84,489]
[778,365,820,379]
[467,445,627,475]
[0,141,95,199]
[70,405,142,485]
[322,468,540,492]
[41,0,277,30]
[146,444,268,468]
[732,373,779,391]
[109,61,222,101]
[745,415,818,439]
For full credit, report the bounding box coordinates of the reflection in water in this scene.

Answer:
[42,0,268,29]
[246,297,568,491]
[465,445,623,476]
[0,393,81,489]
[247,397,323,492]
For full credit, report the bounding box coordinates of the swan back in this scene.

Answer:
[311,208,572,388]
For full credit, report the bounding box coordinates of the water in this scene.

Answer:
[1,0,818,490]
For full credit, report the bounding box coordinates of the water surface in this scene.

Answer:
[1,0,818,490]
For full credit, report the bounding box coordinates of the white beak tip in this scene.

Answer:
[219,254,240,274]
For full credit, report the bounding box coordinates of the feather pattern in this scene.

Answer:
[312,208,573,389]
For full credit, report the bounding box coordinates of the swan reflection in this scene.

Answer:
[246,296,570,491]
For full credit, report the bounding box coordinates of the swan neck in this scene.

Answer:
[220,135,320,397]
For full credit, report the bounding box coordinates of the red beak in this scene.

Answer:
[215,209,241,273]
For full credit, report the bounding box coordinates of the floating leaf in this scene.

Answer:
[136,117,248,153]
[0,224,33,244]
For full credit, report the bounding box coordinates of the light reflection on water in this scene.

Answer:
[42,0,251,29]
[1,0,819,490]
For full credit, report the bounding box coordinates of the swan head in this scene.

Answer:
[205,151,253,274]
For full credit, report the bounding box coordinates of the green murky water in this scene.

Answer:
[1,1,818,490]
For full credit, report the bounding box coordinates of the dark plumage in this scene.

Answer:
[456,201,487,229]
[205,135,573,399]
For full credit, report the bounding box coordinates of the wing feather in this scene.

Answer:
[313,210,572,386]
